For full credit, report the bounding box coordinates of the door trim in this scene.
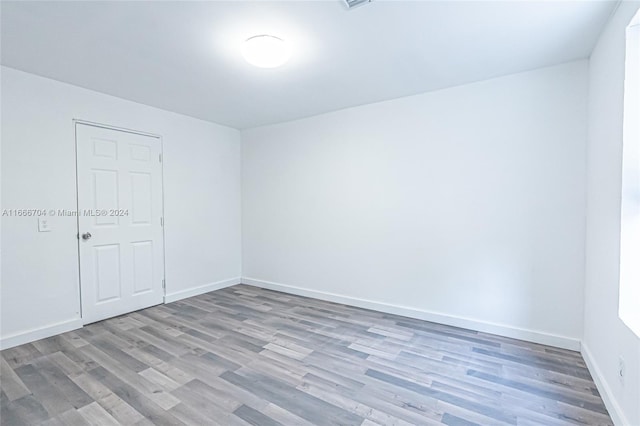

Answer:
[73,120,168,324]
[73,119,162,139]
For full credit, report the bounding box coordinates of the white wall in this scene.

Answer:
[0,66,242,348]
[242,61,589,350]
[583,2,640,425]
[1,27,636,422]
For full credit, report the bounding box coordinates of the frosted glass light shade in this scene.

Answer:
[242,35,291,68]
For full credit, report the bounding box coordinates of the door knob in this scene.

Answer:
[82,232,92,240]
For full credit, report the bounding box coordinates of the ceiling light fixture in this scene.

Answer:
[242,35,291,68]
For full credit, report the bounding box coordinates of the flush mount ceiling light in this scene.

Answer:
[242,35,291,68]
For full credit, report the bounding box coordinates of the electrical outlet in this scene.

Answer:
[38,216,52,232]
[618,356,625,384]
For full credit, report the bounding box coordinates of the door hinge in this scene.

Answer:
[162,279,166,290]
[159,153,162,163]
[160,217,164,226]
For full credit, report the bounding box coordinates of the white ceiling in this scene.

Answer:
[1,1,617,129]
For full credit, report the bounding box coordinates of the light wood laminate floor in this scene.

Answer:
[1,285,611,425]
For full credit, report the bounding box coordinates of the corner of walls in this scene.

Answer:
[241,61,588,352]
[1,67,243,350]
[164,277,241,304]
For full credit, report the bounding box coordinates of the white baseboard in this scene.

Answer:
[581,343,629,426]
[0,318,83,351]
[0,279,241,350]
[241,277,581,351]
[164,277,241,303]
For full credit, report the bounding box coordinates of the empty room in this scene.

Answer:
[1,0,639,425]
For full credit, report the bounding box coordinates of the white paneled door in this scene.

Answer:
[76,123,165,324]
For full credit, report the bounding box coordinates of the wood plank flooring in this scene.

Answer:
[1,285,611,425]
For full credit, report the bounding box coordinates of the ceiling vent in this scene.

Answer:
[344,0,371,9]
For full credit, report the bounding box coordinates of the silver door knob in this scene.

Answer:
[82,232,92,240]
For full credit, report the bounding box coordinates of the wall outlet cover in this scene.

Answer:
[38,217,52,232]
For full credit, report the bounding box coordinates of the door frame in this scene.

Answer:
[73,119,168,322]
